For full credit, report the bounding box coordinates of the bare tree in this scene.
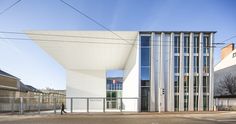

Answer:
[216,73,236,95]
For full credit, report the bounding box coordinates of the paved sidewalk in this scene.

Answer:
[0,112,236,124]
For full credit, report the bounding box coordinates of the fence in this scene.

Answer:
[0,97,139,114]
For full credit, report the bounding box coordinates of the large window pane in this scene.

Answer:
[184,95,189,111]
[194,95,198,111]
[184,36,189,53]
[174,95,179,112]
[141,48,150,66]
[194,76,199,93]
[203,36,210,54]
[174,76,179,93]
[203,95,209,111]
[174,56,180,73]
[194,56,199,73]
[141,67,150,80]
[141,36,150,46]
[174,36,180,53]
[184,56,189,73]
[194,36,199,53]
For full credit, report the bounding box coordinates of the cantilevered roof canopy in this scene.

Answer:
[27,31,138,70]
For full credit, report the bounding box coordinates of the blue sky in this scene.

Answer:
[0,0,236,89]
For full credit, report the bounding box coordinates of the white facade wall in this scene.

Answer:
[122,37,140,112]
[66,70,106,112]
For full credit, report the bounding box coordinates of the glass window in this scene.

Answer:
[174,76,179,93]
[194,76,199,93]
[194,95,198,111]
[184,76,189,93]
[184,95,189,111]
[194,56,199,73]
[203,56,210,73]
[174,36,180,53]
[141,36,150,46]
[140,36,151,111]
[203,95,209,111]
[203,76,209,93]
[174,95,179,112]
[194,36,199,53]
[184,56,189,73]
[141,80,150,86]
[174,56,180,73]
[141,67,150,80]
[184,36,190,53]
[203,36,210,54]
[141,48,150,66]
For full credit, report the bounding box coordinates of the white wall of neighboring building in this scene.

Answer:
[214,49,236,95]
[122,38,139,112]
[66,69,106,112]
[215,97,236,111]
[215,49,236,71]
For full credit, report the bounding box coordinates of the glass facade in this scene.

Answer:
[184,35,190,53]
[203,35,210,54]
[194,35,199,53]
[174,76,179,93]
[140,36,151,112]
[174,95,179,111]
[106,78,123,109]
[174,56,180,73]
[184,76,189,111]
[174,35,180,111]
[203,95,209,111]
[174,36,180,54]
[184,76,189,93]
[184,56,189,73]
[184,95,189,111]
[203,76,209,93]
[193,56,199,73]
[194,76,199,111]
[193,76,199,93]
[194,95,198,111]
[203,56,210,73]
[138,32,213,112]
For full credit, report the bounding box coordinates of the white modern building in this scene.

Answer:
[28,31,215,112]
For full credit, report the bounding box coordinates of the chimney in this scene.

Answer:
[221,43,234,60]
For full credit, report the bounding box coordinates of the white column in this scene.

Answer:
[167,33,174,112]
[209,33,214,111]
[150,32,156,111]
[159,32,165,112]
[198,33,203,111]
[189,33,194,111]
[155,33,161,112]
[179,33,184,111]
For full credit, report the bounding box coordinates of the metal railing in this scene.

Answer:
[0,97,139,114]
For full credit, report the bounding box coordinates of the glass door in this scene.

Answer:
[141,87,150,112]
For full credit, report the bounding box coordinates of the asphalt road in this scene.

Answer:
[0,112,236,124]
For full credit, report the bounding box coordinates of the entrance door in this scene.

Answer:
[141,87,150,112]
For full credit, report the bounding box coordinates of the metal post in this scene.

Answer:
[159,88,161,113]
[54,97,56,114]
[38,95,40,114]
[103,98,105,113]
[120,98,123,112]
[70,98,73,113]
[87,98,89,113]
[20,97,23,115]
[137,98,139,112]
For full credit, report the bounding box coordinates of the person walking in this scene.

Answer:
[61,102,67,115]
